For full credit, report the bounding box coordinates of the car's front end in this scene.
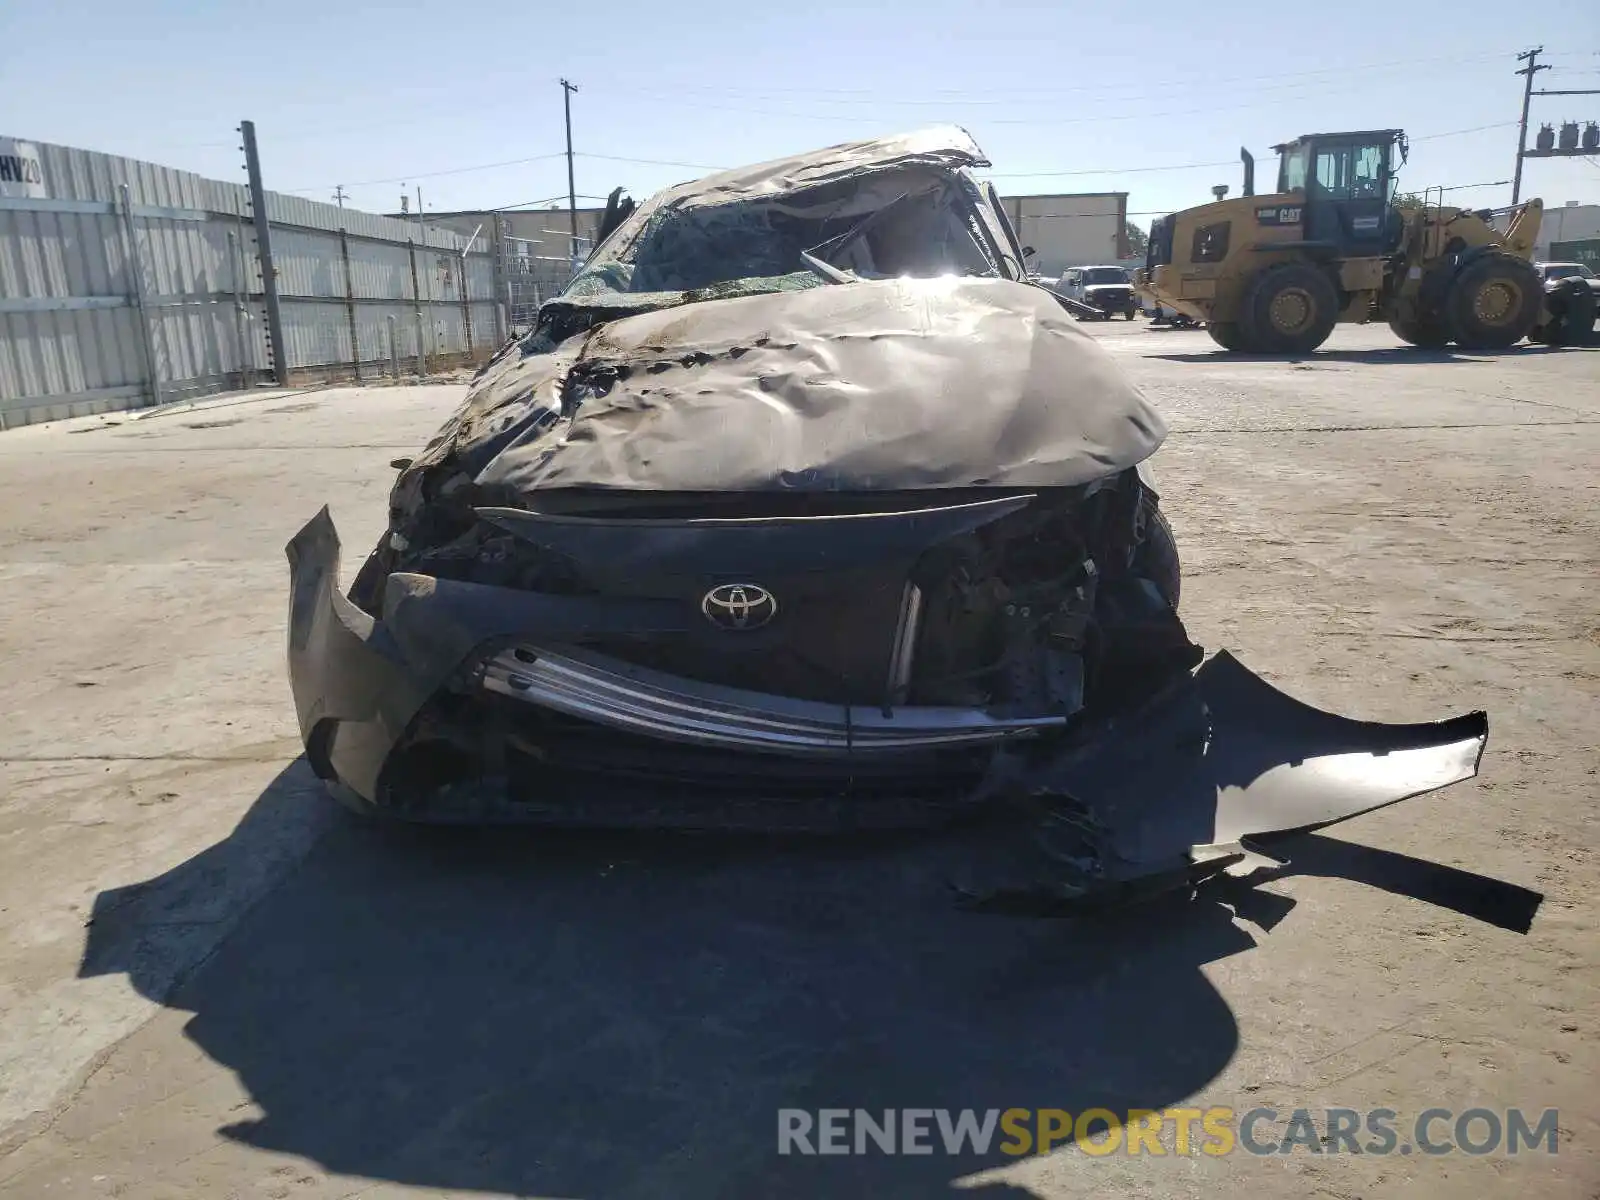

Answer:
[1536,263,1600,295]
[286,128,1492,904]
[1532,263,1600,345]
[290,268,1191,830]
[290,468,1192,833]
[1083,283,1136,317]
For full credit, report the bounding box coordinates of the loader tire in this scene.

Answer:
[1534,278,1597,346]
[1207,321,1247,351]
[1241,262,1339,354]
[1387,310,1449,349]
[1446,253,1542,350]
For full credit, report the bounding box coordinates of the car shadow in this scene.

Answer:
[1151,344,1591,365]
[78,758,1539,1198]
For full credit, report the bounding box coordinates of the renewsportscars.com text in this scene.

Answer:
[777,1106,1560,1157]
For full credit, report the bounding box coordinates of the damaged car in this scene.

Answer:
[286,126,1489,903]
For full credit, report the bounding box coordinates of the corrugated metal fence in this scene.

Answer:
[0,135,502,429]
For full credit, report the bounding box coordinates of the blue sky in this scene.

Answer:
[5,0,1597,226]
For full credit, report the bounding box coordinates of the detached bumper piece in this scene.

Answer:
[481,645,1065,755]
[1000,651,1489,907]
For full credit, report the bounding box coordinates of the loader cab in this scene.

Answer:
[1273,129,1406,257]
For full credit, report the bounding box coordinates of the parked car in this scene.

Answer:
[285,126,1489,906]
[1059,264,1139,319]
[1531,261,1599,345]
[1535,261,1600,295]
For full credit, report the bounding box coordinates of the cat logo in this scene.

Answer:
[1255,205,1303,226]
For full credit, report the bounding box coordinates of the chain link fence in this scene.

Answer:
[493,223,591,336]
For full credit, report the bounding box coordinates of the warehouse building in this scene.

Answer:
[1535,201,1600,264]
[996,192,1129,278]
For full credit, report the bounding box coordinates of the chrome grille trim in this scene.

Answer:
[884,582,923,707]
[481,645,1064,757]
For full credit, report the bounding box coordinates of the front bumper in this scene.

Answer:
[288,509,1490,896]
[1134,266,1212,322]
[1084,288,1136,313]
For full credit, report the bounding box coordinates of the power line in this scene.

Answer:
[607,51,1508,103]
[490,192,614,210]
[1026,209,1177,219]
[140,112,507,154]
[578,151,729,171]
[981,125,1519,182]
[283,150,734,196]
[279,117,1534,205]
[983,159,1237,179]
[141,49,1534,158]
[995,105,1515,131]
[146,59,1439,155]
[609,81,1507,129]
[1412,121,1519,141]
[282,152,568,192]
[617,76,1378,108]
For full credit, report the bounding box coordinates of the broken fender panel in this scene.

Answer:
[286,508,430,805]
[1031,651,1488,889]
[286,510,692,806]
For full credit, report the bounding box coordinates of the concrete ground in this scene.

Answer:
[0,323,1595,1199]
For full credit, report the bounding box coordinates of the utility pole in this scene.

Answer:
[333,185,347,209]
[560,78,580,268]
[239,119,288,386]
[1511,47,1549,205]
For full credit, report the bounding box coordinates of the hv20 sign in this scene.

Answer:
[0,139,47,198]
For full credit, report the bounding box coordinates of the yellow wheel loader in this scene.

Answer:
[1133,130,1595,353]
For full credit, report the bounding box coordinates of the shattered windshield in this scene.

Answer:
[563,166,1004,303]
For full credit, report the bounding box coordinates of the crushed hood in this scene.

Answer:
[448,275,1166,494]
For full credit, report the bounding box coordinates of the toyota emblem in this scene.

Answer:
[701,583,778,631]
